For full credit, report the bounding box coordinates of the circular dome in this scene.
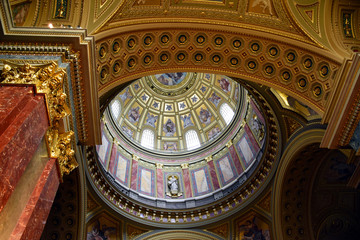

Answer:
[94,73,277,227]
[107,72,241,154]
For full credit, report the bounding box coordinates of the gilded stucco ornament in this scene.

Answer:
[1,61,77,179]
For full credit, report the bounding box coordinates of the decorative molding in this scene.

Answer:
[96,28,342,114]
[1,61,77,179]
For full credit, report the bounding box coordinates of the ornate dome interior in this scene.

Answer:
[97,73,268,210]
[108,72,243,153]
[0,1,359,240]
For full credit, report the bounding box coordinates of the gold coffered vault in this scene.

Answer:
[0,0,360,240]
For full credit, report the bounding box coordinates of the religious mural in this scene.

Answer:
[163,119,176,136]
[218,77,231,92]
[237,215,270,240]
[145,113,158,128]
[247,0,274,16]
[208,126,221,140]
[181,114,193,128]
[11,1,31,26]
[128,107,141,123]
[119,87,132,102]
[121,125,134,138]
[163,142,178,151]
[199,108,212,125]
[155,72,186,86]
[208,92,222,107]
[87,217,117,240]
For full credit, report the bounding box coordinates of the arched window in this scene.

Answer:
[141,129,154,149]
[220,103,234,125]
[185,130,201,150]
[111,100,121,120]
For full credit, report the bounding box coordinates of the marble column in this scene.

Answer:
[0,85,49,213]
[10,158,60,240]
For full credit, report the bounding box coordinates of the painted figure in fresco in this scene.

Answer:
[181,114,193,128]
[145,113,158,128]
[208,92,221,107]
[12,2,30,26]
[199,108,212,125]
[218,77,231,92]
[128,107,140,123]
[163,119,176,136]
[163,142,178,151]
[208,127,221,140]
[156,72,185,85]
[119,88,132,102]
[251,0,273,15]
[87,220,116,240]
[240,217,268,240]
[121,126,133,138]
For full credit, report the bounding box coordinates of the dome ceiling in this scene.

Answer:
[108,72,241,153]
[95,73,275,226]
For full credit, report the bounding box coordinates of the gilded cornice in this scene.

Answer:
[1,62,78,179]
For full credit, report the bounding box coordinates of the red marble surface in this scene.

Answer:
[156,168,164,198]
[0,86,49,213]
[130,159,138,190]
[208,160,220,190]
[229,145,244,175]
[10,158,59,240]
[182,168,192,198]
[244,123,260,150]
[109,144,117,175]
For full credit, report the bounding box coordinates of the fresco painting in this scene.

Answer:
[87,216,117,240]
[238,215,270,240]
[155,72,186,86]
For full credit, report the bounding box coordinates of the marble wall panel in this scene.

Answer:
[10,158,59,240]
[216,153,237,186]
[182,168,192,198]
[114,152,130,186]
[156,168,164,198]
[96,133,111,168]
[228,144,243,175]
[191,167,212,196]
[0,86,49,213]
[138,167,155,197]
[130,159,138,190]
[208,160,220,190]
[236,132,257,168]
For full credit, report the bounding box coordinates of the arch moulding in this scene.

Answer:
[94,22,344,115]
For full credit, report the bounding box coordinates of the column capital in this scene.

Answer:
[181,163,189,169]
